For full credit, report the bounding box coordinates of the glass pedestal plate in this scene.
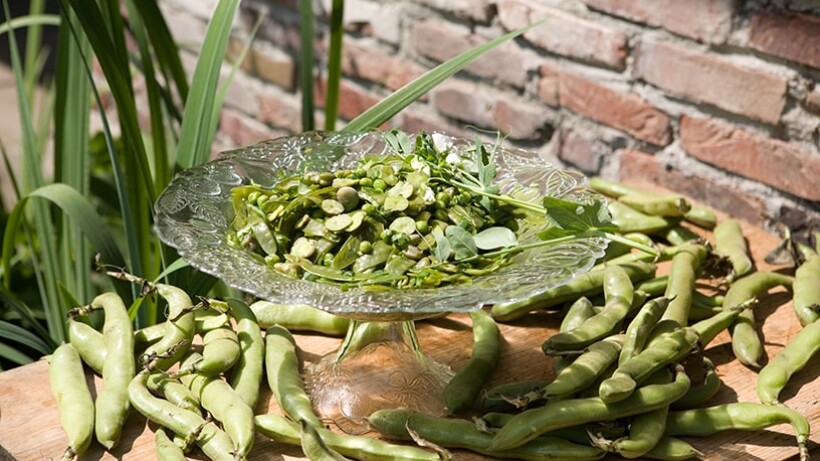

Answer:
[154,131,608,431]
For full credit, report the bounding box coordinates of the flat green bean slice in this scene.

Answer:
[265,325,323,427]
[444,309,501,414]
[251,300,350,335]
[793,255,820,326]
[255,413,440,461]
[757,319,820,405]
[488,366,690,451]
[48,343,94,461]
[369,409,607,461]
[128,371,235,461]
[665,403,810,461]
[226,298,265,408]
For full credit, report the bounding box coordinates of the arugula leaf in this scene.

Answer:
[431,230,451,262]
[446,225,478,260]
[536,197,617,240]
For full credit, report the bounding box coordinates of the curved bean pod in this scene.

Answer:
[226,298,265,408]
[369,408,607,461]
[141,283,195,370]
[146,373,200,414]
[186,326,241,376]
[665,403,810,461]
[713,218,753,282]
[671,357,721,410]
[444,309,501,414]
[300,419,352,461]
[603,407,669,459]
[542,335,623,400]
[619,194,691,217]
[478,380,548,413]
[488,366,690,450]
[255,413,440,461]
[48,343,94,461]
[67,318,107,375]
[607,201,672,234]
[793,255,820,326]
[265,325,323,427]
[756,319,820,405]
[644,437,703,461]
[620,297,670,366]
[92,292,135,450]
[251,300,350,335]
[128,371,235,461]
[661,244,707,329]
[553,297,597,374]
[155,429,187,461]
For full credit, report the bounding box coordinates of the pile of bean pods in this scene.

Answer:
[47,177,818,461]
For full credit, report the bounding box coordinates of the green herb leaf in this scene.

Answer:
[474,226,518,250]
[431,230,451,263]
[446,225,478,260]
[537,197,617,240]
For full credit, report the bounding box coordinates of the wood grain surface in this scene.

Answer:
[0,203,818,461]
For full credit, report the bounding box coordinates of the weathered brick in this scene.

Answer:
[584,0,735,44]
[159,3,208,51]
[258,86,302,133]
[537,66,560,107]
[806,86,820,114]
[617,149,765,226]
[634,38,787,124]
[411,20,533,88]
[314,79,382,123]
[558,70,671,145]
[321,0,401,44]
[220,107,283,146]
[557,128,602,173]
[749,10,820,69]
[415,0,493,22]
[222,67,262,117]
[680,116,820,202]
[498,0,628,70]
[431,80,549,140]
[227,39,295,91]
[399,110,473,139]
[341,39,427,91]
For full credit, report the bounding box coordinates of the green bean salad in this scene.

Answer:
[227,131,624,290]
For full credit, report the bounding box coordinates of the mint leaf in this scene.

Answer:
[536,197,617,240]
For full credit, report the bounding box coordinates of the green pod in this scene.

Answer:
[488,366,690,451]
[265,325,323,427]
[444,309,501,414]
[477,380,548,413]
[141,284,195,371]
[491,261,656,321]
[644,437,704,461]
[714,218,754,282]
[368,409,607,461]
[690,307,744,347]
[726,271,794,368]
[607,201,672,234]
[662,226,701,246]
[128,371,235,461]
[587,177,644,198]
[543,265,633,352]
[683,206,717,230]
[226,299,265,408]
[255,413,440,461]
[619,194,691,217]
[661,244,708,328]
[301,419,352,461]
[599,327,699,403]
[793,255,820,327]
[133,323,166,350]
[93,293,135,450]
[251,300,350,335]
[67,319,107,375]
[607,407,669,458]
[179,361,256,460]
[665,403,810,461]
[756,319,820,405]
[620,297,670,366]
[48,343,94,461]
[543,335,623,399]
[554,297,597,374]
[155,429,187,461]
[146,373,200,414]
[191,326,241,376]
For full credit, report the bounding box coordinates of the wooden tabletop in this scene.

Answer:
[1,206,818,461]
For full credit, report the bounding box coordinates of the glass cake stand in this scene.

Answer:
[154,131,608,431]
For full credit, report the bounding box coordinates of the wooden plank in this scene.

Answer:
[0,205,818,461]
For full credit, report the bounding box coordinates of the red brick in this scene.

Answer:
[411,20,532,87]
[680,116,820,202]
[634,38,787,124]
[314,79,382,123]
[537,66,560,107]
[617,149,766,226]
[415,0,493,22]
[584,0,735,44]
[558,71,671,145]
[492,99,550,141]
[749,11,820,69]
[497,0,628,70]
[341,40,427,91]
[806,86,820,114]
[331,0,401,44]
[557,128,602,173]
[220,108,283,146]
[399,110,473,139]
[258,87,302,133]
[227,39,295,91]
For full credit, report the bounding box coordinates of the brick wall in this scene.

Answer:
[160,0,820,236]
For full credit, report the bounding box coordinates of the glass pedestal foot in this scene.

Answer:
[306,320,453,433]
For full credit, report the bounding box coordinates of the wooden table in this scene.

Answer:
[1,208,818,461]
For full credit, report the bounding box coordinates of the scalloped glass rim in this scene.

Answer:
[154,131,609,321]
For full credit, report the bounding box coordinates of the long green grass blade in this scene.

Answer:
[23,0,45,101]
[344,21,542,132]
[0,14,60,36]
[132,0,189,107]
[175,0,241,169]
[0,320,51,356]
[153,258,190,283]
[323,0,344,131]
[299,0,315,131]
[0,342,34,365]
[0,286,55,348]
[3,0,63,341]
